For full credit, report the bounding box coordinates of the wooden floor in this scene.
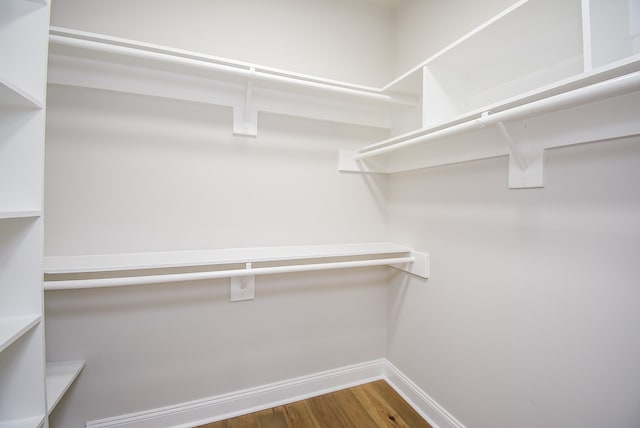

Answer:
[196,380,432,428]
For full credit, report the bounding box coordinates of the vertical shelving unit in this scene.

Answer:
[0,0,50,426]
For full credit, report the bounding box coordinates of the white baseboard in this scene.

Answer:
[86,359,464,428]
[384,361,466,428]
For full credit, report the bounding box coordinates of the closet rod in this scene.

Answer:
[49,34,415,107]
[44,256,415,291]
[354,70,640,160]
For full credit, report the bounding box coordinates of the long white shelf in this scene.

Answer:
[43,243,429,291]
[47,27,416,134]
[0,315,41,354]
[46,361,85,414]
[340,57,640,188]
[361,56,640,155]
[44,242,413,274]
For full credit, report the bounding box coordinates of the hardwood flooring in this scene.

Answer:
[196,380,432,428]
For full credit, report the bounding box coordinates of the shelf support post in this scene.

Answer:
[233,67,258,137]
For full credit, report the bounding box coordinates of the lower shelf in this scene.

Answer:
[0,415,46,428]
[0,211,42,221]
[46,360,85,414]
[0,315,41,354]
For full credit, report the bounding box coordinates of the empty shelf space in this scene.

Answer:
[0,315,41,354]
[46,361,85,414]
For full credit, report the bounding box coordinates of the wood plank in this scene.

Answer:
[196,380,431,428]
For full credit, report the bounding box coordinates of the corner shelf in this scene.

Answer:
[46,361,85,414]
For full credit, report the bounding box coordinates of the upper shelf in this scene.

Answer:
[341,0,640,188]
[47,27,417,134]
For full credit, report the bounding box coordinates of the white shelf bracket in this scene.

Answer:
[496,121,544,189]
[389,250,429,279]
[233,67,258,137]
[230,263,255,302]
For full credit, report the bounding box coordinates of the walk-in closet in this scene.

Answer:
[2,0,639,427]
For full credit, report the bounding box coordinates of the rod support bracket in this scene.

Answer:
[233,67,258,137]
[230,263,255,302]
[389,250,429,278]
[497,121,545,189]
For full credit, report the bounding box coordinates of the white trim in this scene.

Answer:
[384,361,467,428]
[85,359,464,428]
[86,360,386,428]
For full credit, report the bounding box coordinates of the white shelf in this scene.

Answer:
[342,0,640,189]
[43,243,429,291]
[0,315,41,354]
[0,78,43,110]
[420,0,583,127]
[0,211,42,221]
[46,361,85,414]
[0,415,46,428]
[44,242,414,274]
[47,27,416,135]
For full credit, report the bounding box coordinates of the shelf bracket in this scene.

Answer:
[389,250,430,278]
[496,121,544,189]
[230,263,255,302]
[233,67,258,137]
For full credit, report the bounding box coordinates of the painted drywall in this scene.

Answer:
[392,0,519,76]
[44,85,388,255]
[44,84,390,427]
[386,137,640,428]
[49,0,394,87]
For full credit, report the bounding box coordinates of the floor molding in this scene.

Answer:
[384,361,466,428]
[86,359,464,428]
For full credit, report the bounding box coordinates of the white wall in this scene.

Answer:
[49,0,394,87]
[386,137,640,428]
[392,0,518,75]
